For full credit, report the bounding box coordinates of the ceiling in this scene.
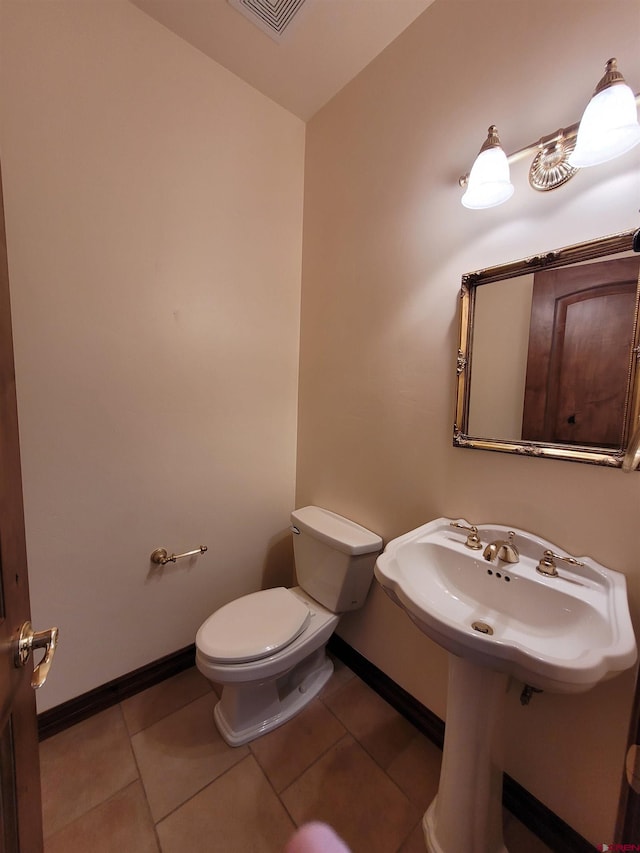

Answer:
[131,0,434,121]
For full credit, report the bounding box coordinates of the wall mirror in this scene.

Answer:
[454,230,640,466]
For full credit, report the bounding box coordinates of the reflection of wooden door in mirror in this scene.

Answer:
[522,256,640,447]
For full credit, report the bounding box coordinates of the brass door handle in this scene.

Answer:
[14,621,59,689]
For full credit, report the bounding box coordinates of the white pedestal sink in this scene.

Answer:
[374,517,637,853]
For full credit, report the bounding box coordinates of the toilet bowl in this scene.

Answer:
[195,506,382,746]
[197,586,339,745]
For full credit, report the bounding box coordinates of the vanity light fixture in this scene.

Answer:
[461,126,514,209]
[459,58,640,209]
[570,59,640,167]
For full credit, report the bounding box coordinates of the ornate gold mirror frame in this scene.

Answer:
[454,229,640,467]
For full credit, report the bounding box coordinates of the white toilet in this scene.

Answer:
[195,506,382,746]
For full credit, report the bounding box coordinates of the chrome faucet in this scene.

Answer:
[483,531,519,564]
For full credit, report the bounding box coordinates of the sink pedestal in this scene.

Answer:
[423,654,509,853]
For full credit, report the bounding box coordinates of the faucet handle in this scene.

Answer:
[536,549,585,577]
[450,521,483,550]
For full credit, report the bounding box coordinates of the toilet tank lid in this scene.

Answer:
[291,506,382,555]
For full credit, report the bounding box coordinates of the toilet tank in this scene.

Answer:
[290,506,383,613]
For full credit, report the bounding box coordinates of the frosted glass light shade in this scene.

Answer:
[461,147,514,209]
[569,82,640,167]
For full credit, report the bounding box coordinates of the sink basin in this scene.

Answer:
[375,517,637,693]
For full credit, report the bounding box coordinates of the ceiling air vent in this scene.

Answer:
[227,0,308,43]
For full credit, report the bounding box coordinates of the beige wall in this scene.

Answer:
[0,1,305,711]
[298,0,640,844]
[468,274,533,439]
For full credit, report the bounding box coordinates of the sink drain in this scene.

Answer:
[472,620,494,635]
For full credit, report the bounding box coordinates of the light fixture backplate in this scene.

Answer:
[529,136,579,192]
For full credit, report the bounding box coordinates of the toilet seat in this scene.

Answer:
[196,587,311,664]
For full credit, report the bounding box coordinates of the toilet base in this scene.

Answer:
[213,647,334,746]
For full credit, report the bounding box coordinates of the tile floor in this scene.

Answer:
[39,658,552,852]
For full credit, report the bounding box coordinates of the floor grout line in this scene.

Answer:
[152,751,252,829]
[117,701,163,852]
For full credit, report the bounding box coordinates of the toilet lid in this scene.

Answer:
[196,587,311,663]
